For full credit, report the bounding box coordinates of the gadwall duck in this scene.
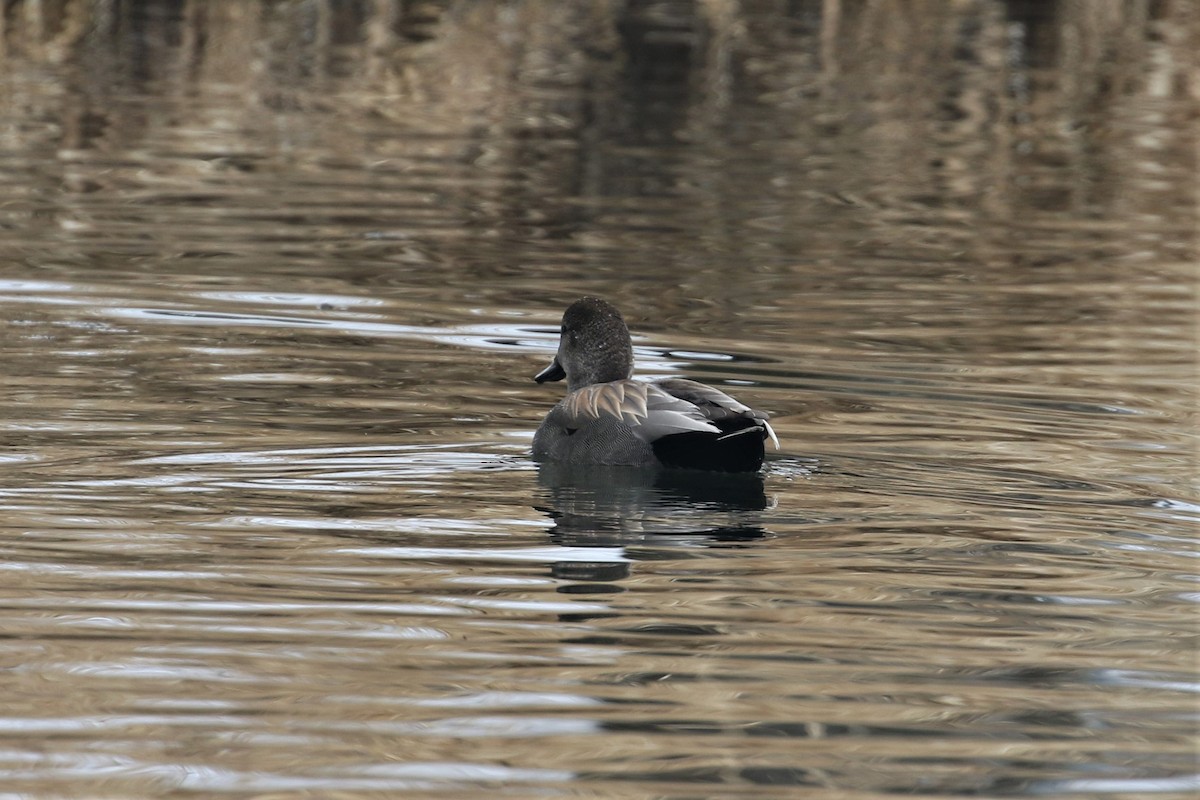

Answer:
[532,297,778,472]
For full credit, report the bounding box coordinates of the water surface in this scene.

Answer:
[0,1,1196,797]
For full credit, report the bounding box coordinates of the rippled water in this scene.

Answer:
[0,1,1196,797]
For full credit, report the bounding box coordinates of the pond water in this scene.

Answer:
[0,1,1196,797]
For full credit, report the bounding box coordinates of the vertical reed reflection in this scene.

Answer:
[1,1,1192,308]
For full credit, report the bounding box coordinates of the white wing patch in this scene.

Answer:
[762,420,780,450]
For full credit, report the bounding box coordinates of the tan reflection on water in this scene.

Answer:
[0,1,1196,798]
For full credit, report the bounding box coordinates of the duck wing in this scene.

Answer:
[561,380,720,442]
[654,378,779,449]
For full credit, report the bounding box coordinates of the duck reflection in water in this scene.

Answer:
[535,462,771,549]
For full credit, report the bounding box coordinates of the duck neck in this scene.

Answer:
[567,342,633,392]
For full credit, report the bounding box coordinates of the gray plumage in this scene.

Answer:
[532,297,778,471]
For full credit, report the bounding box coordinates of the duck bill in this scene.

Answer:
[534,357,566,383]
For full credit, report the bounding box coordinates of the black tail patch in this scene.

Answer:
[651,418,767,472]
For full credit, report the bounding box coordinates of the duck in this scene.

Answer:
[532,297,778,472]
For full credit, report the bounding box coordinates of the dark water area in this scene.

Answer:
[0,1,1196,797]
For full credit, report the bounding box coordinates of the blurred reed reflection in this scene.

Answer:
[0,0,1192,386]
